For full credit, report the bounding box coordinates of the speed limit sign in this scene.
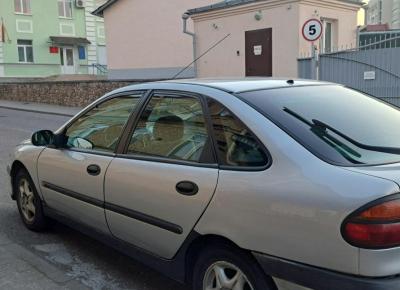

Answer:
[302,19,323,42]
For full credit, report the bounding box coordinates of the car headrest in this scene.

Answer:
[154,115,184,142]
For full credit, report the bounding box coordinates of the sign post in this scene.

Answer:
[302,19,323,80]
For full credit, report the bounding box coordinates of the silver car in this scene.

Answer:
[8,79,400,290]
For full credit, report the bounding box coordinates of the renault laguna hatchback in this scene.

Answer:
[8,79,400,290]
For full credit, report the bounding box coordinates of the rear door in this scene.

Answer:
[104,91,219,259]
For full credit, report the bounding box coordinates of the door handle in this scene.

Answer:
[87,164,101,176]
[176,181,199,196]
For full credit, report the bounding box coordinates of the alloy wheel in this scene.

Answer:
[18,178,36,223]
[203,261,254,290]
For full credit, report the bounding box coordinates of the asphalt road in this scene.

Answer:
[0,108,188,290]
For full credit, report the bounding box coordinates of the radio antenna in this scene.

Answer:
[172,33,231,80]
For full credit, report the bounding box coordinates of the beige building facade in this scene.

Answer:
[93,0,216,80]
[94,0,362,80]
[187,0,362,79]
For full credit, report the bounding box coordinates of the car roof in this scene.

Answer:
[161,78,333,94]
[107,78,335,98]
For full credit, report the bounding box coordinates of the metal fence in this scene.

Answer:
[359,30,400,49]
[298,39,400,106]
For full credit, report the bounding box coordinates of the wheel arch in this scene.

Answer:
[10,160,28,200]
[184,234,271,284]
[184,233,278,289]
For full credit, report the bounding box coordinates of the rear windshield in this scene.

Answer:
[239,85,400,166]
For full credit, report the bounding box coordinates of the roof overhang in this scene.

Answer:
[92,0,119,17]
[186,0,364,17]
[49,36,91,46]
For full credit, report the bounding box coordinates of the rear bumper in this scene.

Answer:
[253,252,400,290]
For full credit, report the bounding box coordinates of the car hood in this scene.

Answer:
[346,163,400,189]
[19,139,32,146]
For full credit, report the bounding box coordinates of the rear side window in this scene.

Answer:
[127,94,211,163]
[208,99,268,168]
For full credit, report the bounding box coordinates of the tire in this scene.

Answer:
[14,169,47,231]
[192,243,277,290]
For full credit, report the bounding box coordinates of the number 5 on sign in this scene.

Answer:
[302,19,323,42]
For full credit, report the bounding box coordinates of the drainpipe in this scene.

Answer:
[182,13,197,78]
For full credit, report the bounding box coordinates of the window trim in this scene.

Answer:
[16,19,33,33]
[60,23,76,36]
[14,0,31,15]
[58,0,73,19]
[58,91,147,156]
[97,26,105,38]
[119,90,218,167]
[322,19,334,53]
[55,88,273,171]
[115,89,271,171]
[17,39,34,63]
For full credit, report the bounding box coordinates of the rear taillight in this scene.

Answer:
[342,196,400,249]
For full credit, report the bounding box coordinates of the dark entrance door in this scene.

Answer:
[245,28,272,77]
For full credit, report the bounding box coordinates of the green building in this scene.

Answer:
[0,0,107,78]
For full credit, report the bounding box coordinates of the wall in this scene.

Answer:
[191,0,360,78]
[103,0,215,79]
[0,80,134,107]
[298,1,360,55]
[0,0,86,76]
[0,36,4,77]
[85,0,108,74]
[0,0,106,77]
[192,1,300,78]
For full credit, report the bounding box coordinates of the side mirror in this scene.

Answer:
[31,130,68,148]
[31,130,55,147]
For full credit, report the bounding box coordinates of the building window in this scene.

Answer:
[16,19,33,33]
[58,0,73,18]
[60,23,75,36]
[97,26,105,38]
[324,22,333,53]
[14,0,31,14]
[17,40,33,63]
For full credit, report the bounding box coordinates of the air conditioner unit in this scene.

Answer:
[75,0,85,8]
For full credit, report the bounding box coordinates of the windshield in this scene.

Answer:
[240,85,400,166]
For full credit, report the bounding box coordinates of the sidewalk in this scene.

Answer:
[0,100,82,117]
[0,233,89,290]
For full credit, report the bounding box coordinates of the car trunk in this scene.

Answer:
[346,163,400,188]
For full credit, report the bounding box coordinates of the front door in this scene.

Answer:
[37,94,143,234]
[97,46,107,65]
[245,28,272,76]
[104,92,219,259]
[60,47,75,74]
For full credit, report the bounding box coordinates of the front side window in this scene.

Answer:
[58,0,73,18]
[127,94,210,163]
[208,99,268,168]
[240,85,400,166]
[66,95,142,152]
[17,40,33,63]
[14,0,31,14]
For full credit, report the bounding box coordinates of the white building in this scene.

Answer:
[366,0,400,29]
[393,0,400,28]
